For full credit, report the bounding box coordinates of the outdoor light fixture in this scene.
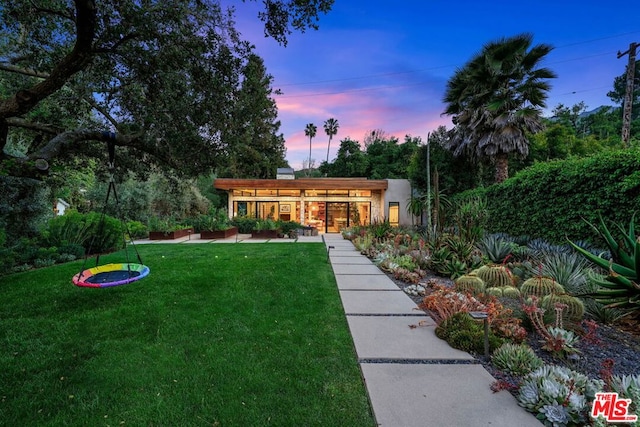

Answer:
[468,311,489,358]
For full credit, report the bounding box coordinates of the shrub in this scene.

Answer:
[126,220,148,239]
[468,149,640,244]
[492,343,543,376]
[231,216,258,233]
[435,312,503,354]
[45,211,123,254]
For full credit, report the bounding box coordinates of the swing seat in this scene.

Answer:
[73,263,150,288]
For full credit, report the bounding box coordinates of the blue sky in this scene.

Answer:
[234,1,640,170]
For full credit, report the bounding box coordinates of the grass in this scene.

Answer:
[0,243,375,426]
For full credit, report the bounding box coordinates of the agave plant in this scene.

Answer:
[477,233,514,264]
[568,214,639,313]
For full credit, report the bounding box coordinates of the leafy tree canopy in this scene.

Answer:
[0,0,333,180]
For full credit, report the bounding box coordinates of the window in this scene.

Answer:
[388,202,399,226]
[233,189,255,196]
[256,189,278,197]
[349,190,371,197]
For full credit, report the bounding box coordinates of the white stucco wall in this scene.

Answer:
[383,179,415,226]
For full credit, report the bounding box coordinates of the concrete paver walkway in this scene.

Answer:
[135,232,540,426]
[322,233,541,427]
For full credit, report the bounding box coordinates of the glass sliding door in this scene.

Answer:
[326,202,348,233]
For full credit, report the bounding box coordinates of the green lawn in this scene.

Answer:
[0,243,375,426]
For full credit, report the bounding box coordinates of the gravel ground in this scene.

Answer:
[388,272,640,385]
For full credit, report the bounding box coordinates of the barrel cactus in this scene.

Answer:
[520,276,564,298]
[454,275,485,295]
[476,265,514,288]
[541,294,585,322]
[485,287,504,297]
[502,286,521,299]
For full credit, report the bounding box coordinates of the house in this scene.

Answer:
[213,177,415,233]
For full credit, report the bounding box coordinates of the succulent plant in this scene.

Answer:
[476,265,514,288]
[518,365,604,426]
[541,294,585,322]
[569,214,640,314]
[485,287,504,297]
[609,374,640,408]
[454,274,485,295]
[492,343,543,376]
[477,233,514,264]
[502,286,521,299]
[520,276,565,298]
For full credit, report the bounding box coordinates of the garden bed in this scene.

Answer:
[149,228,194,240]
[200,227,238,239]
[387,270,640,390]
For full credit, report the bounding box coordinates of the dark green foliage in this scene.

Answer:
[435,312,503,354]
[0,176,52,241]
[125,220,148,239]
[277,220,304,237]
[44,211,123,255]
[463,149,640,243]
[231,215,258,233]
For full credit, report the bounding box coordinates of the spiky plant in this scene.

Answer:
[541,294,585,322]
[492,343,543,376]
[477,234,514,264]
[454,275,485,295]
[527,251,590,295]
[485,287,504,297]
[476,265,514,288]
[502,286,521,299]
[520,276,564,298]
[569,214,639,313]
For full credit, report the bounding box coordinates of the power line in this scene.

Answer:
[273,30,640,99]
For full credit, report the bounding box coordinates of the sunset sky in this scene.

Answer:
[234,1,640,170]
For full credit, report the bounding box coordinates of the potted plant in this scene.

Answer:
[251,218,280,239]
[148,217,194,240]
[199,208,237,239]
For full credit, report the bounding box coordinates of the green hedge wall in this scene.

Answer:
[457,149,640,244]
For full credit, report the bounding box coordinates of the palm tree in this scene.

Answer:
[443,33,556,183]
[304,123,317,176]
[323,118,339,163]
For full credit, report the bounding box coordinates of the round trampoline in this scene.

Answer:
[73,263,150,288]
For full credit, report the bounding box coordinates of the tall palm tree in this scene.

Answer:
[304,122,317,176]
[323,118,339,163]
[443,33,556,183]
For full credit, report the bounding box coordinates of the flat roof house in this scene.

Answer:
[214,177,415,233]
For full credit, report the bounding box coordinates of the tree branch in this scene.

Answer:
[0,63,50,79]
[6,117,62,134]
[0,0,97,118]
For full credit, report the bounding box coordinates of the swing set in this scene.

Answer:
[72,137,150,288]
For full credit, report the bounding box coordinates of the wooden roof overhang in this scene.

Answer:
[214,178,388,191]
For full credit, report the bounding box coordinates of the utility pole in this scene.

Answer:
[617,42,638,147]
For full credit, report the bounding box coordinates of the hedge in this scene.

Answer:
[455,149,640,244]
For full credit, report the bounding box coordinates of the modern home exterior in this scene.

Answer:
[213,175,415,233]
